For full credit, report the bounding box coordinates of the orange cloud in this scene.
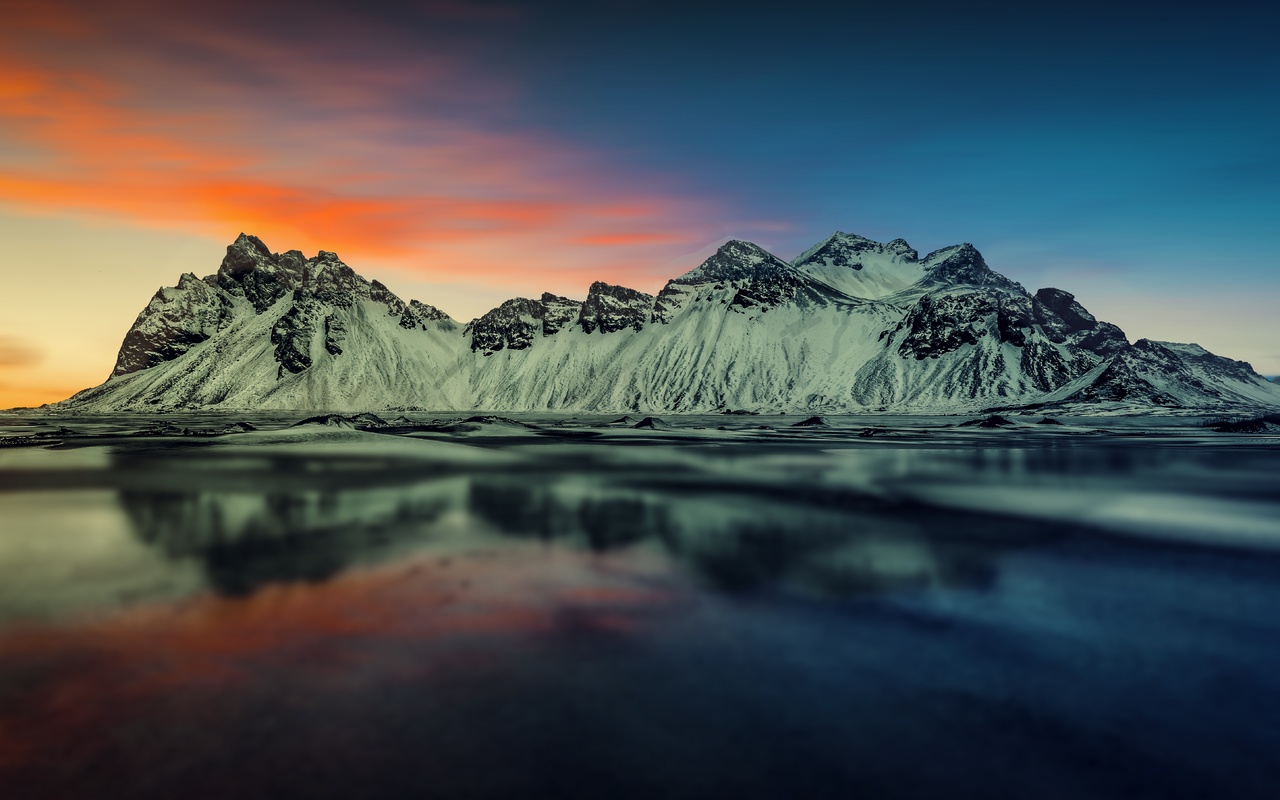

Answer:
[0,550,684,789]
[0,3,726,296]
[573,232,691,246]
[0,337,41,367]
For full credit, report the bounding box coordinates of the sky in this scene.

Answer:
[1,0,1277,407]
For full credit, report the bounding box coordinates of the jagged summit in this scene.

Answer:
[220,232,272,272]
[675,239,794,285]
[793,231,919,268]
[65,231,1280,413]
[110,235,453,378]
[919,243,1023,294]
[580,282,652,334]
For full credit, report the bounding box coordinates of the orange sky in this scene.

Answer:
[0,546,685,786]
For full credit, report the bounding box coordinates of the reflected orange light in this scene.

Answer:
[0,549,686,781]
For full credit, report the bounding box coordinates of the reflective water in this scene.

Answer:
[1,414,1279,799]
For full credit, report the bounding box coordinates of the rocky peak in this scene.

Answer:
[393,298,455,332]
[885,238,919,260]
[1140,340,1262,383]
[408,299,451,322]
[112,270,234,376]
[1033,288,1095,330]
[652,240,798,323]
[539,293,583,336]
[579,282,653,334]
[465,298,551,354]
[212,233,301,313]
[277,249,307,281]
[676,240,792,285]
[919,243,1023,294]
[793,232,919,270]
[881,290,1034,360]
[175,272,205,290]
[369,280,407,316]
[300,251,370,308]
[219,233,273,276]
[1031,287,1128,357]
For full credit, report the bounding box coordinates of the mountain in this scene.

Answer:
[57,232,1280,413]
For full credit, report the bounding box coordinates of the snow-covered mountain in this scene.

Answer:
[58,232,1280,413]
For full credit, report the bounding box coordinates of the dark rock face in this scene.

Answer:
[1069,356,1178,405]
[727,271,818,314]
[650,283,685,325]
[400,299,453,330]
[1049,337,1259,409]
[792,232,920,270]
[654,239,842,323]
[304,251,367,308]
[792,416,826,427]
[410,300,450,321]
[872,279,1132,397]
[1056,339,1272,409]
[579,282,653,334]
[886,293,998,359]
[292,412,390,429]
[214,233,302,313]
[1211,414,1280,433]
[465,292,604,353]
[270,300,320,375]
[653,240,798,323]
[370,280,406,317]
[920,244,1023,293]
[540,293,583,336]
[1032,288,1128,357]
[959,415,1016,428]
[680,240,792,285]
[113,234,453,379]
[465,298,547,354]
[323,314,346,355]
[365,282,454,331]
[112,273,235,376]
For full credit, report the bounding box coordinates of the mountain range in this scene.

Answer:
[57,232,1280,413]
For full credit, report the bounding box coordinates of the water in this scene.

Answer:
[1,413,1279,798]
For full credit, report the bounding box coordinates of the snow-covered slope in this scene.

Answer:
[57,233,1280,413]
[1034,340,1280,411]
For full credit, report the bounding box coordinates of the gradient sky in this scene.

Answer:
[1,0,1277,407]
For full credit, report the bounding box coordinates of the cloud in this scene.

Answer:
[0,336,42,367]
[0,1,730,292]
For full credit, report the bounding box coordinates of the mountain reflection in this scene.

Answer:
[113,449,1036,599]
[120,481,462,595]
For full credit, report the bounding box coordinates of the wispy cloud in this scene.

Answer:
[0,336,42,367]
[0,0,724,292]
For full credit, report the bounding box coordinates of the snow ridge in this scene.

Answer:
[61,232,1280,414]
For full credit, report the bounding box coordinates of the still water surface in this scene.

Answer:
[1,414,1279,798]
